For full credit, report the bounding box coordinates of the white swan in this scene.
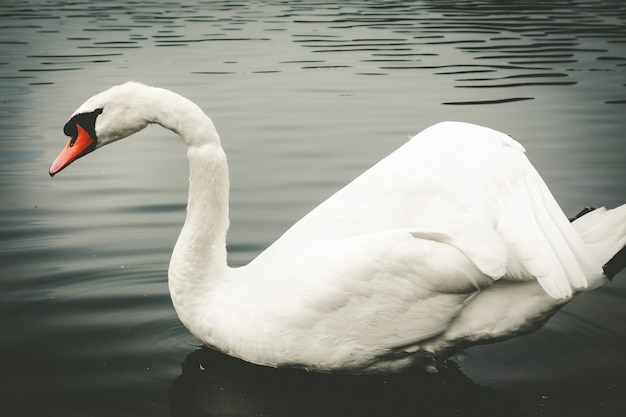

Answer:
[49,82,626,373]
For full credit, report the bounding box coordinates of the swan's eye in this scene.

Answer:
[63,108,103,141]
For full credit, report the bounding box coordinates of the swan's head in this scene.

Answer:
[49,82,153,176]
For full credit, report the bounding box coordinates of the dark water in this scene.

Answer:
[1,1,626,416]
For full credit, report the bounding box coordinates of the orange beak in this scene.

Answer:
[49,124,96,176]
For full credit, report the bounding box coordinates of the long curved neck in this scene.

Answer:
[147,89,230,314]
[173,144,230,281]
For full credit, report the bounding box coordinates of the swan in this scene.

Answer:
[49,82,626,374]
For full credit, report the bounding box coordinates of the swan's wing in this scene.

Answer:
[490,154,605,297]
[406,127,604,298]
[260,121,604,299]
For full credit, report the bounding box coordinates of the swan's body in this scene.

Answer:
[50,82,626,374]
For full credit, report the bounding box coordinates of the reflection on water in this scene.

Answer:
[1,0,625,416]
[169,348,521,417]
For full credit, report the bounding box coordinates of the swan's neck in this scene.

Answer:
[148,90,230,323]
[173,144,230,280]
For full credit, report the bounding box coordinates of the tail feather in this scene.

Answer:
[603,245,626,280]
[571,204,626,279]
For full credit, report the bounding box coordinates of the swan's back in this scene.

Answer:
[255,121,604,299]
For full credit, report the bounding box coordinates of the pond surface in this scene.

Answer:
[1,1,625,416]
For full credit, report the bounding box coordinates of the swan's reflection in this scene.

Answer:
[169,347,522,417]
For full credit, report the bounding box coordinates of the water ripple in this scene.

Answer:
[2,0,623,105]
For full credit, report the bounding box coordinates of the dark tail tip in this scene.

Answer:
[568,206,625,280]
[568,207,596,223]
[603,245,626,281]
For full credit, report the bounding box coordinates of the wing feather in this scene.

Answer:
[256,121,602,304]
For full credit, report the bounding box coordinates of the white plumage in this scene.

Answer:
[50,82,626,374]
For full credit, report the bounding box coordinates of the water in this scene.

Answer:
[1,1,625,415]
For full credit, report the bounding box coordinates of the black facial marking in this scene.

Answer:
[63,108,103,145]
